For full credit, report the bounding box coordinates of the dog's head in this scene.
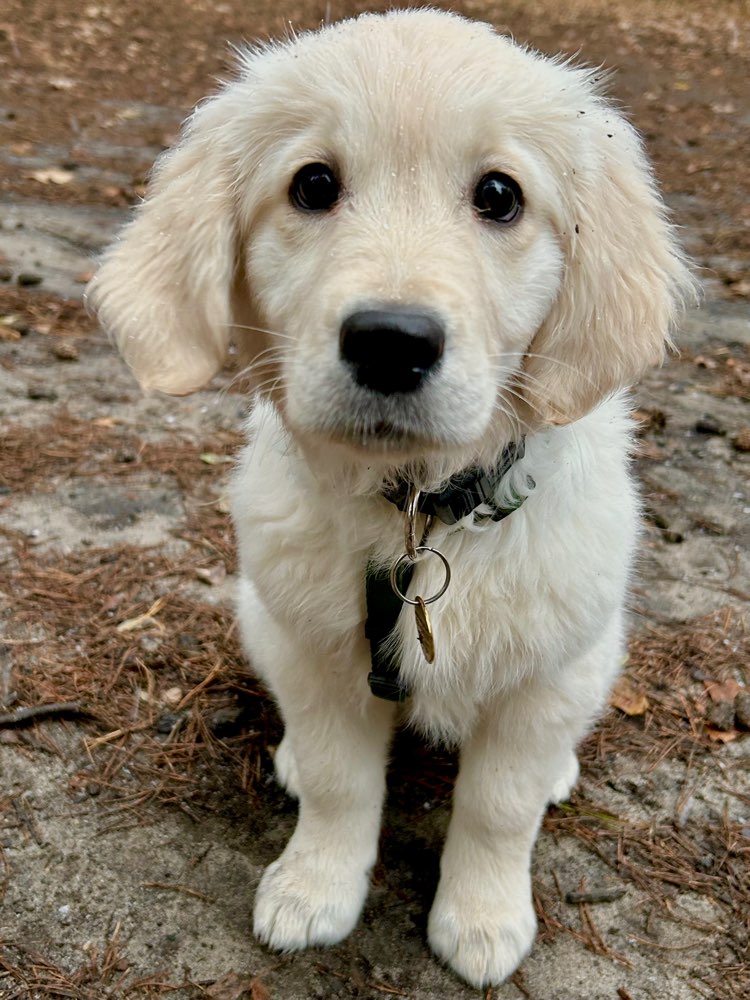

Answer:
[89,10,696,468]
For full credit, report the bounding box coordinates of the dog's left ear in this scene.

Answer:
[88,93,253,394]
[522,103,698,425]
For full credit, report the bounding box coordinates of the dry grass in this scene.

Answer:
[0,288,98,341]
[0,929,276,999]
[540,609,750,999]
[1,393,748,998]
[3,535,272,814]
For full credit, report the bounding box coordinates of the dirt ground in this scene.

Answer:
[1,2,749,999]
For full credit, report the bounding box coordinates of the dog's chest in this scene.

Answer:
[230,400,640,718]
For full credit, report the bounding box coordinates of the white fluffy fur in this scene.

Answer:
[89,10,696,987]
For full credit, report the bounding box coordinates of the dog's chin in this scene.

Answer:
[306,422,452,460]
[285,412,480,469]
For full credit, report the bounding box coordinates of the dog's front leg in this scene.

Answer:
[253,636,395,951]
[427,683,584,987]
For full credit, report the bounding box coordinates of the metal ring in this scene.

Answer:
[404,486,420,559]
[389,546,452,606]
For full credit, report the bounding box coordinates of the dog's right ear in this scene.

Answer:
[88,95,248,394]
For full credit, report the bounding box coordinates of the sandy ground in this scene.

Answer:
[1,2,749,999]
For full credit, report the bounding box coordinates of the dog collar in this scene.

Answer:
[366,440,532,702]
[380,439,526,525]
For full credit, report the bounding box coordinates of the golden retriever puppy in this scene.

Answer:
[89,9,695,987]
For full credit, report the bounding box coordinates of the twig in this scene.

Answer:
[368,978,408,996]
[175,661,224,711]
[0,701,83,727]
[565,887,627,905]
[0,636,48,645]
[141,881,215,903]
[511,969,534,998]
[627,934,704,951]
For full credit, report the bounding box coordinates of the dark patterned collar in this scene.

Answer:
[380,439,527,525]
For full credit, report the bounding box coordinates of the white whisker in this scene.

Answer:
[221,321,295,341]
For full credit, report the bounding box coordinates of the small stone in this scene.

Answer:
[155,713,184,734]
[51,340,79,361]
[85,782,101,797]
[694,416,724,436]
[735,691,750,730]
[16,272,43,287]
[27,384,58,401]
[706,700,735,732]
[162,686,183,707]
[731,428,750,452]
[139,634,161,653]
[0,267,12,282]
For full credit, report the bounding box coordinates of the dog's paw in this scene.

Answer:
[272,735,300,798]
[549,751,580,805]
[253,853,368,950]
[427,892,536,987]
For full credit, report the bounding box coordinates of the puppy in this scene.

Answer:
[89,9,695,987]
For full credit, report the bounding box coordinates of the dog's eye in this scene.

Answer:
[289,162,340,212]
[473,173,524,224]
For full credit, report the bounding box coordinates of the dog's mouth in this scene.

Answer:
[328,416,442,455]
[283,395,459,459]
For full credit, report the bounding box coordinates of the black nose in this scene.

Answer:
[339,308,445,395]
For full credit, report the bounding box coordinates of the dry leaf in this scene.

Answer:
[195,562,227,587]
[215,494,231,514]
[28,167,75,185]
[251,980,271,1000]
[206,971,264,1000]
[610,678,649,716]
[116,596,167,633]
[48,76,76,90]
[115,106,142,121]
[705,726,739,743]
[705,679,743,704]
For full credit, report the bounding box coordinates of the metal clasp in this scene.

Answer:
[390,486,451,663]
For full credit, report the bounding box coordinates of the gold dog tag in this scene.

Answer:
[414,596,435,663]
